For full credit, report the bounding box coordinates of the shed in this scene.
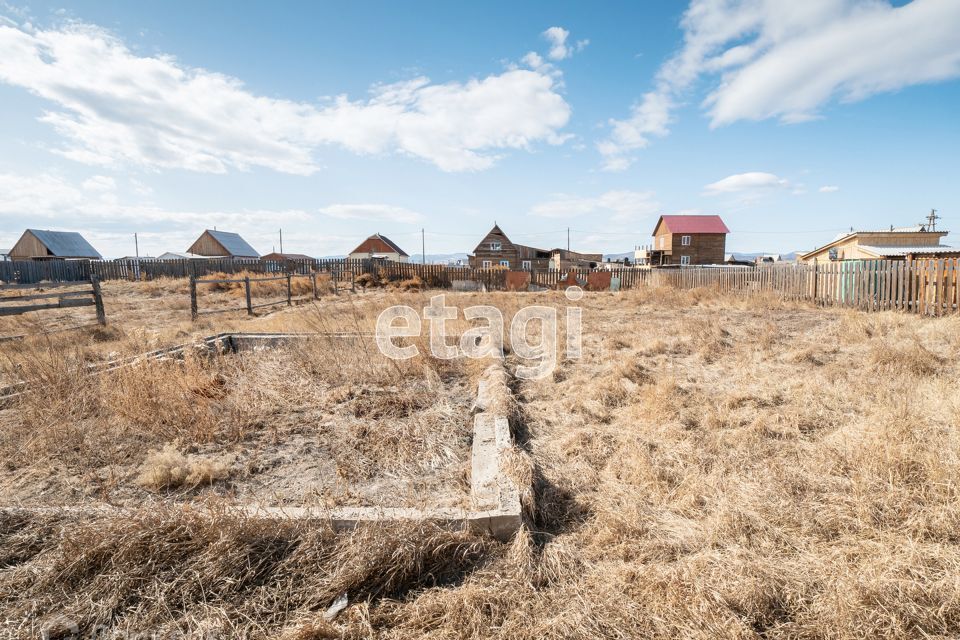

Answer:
[261,252,314,262]
[158,252,211,261]
[9,229,102,260]
[187,230,260,258]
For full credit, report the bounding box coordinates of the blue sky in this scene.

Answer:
[1,0,958,258]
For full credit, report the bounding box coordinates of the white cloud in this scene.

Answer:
[703,171,788,196]
[0,21,571,174]
[542,26,588,61]
[81,175,116,192]
[530,190,660,222]
[600,0,960,168]
[317,203,424,224]
[819,185,840,193]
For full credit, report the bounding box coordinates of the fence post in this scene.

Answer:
[245,276,253,315]
[311,273,318,299]
[90,275,106,325]
[189,275,198,320]
[351,270,356,293]
[286,273,292,306]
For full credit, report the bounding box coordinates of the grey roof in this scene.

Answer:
[27,229,101,258]
[205,230,259,257]
[159,252,211,260]
[859,245,958,257]
[372,233,408,257]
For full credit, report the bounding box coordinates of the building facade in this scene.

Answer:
[549,248,603,270]
[348,234,409,262]
[187,230,260,258]
[468,225,551,269]
[9,229,102,260]
[647,215,729,266]
[799,226,950,262]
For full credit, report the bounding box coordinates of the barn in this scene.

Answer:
[9,229,102,260]
[187,230,260,258]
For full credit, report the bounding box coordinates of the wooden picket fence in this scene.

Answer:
[649,259,960,315]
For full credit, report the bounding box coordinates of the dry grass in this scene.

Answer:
[135,444,232,490]
[2,284,960,638]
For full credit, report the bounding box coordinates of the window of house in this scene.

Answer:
[658,236,665,249]
[482,260,492,268]
[680,255,691,266]
[490,241,502,251]
[681,235,691,246]
[521,260,531,270]
[499,260,510,267]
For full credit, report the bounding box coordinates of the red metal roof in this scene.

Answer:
[349,233,409,257]
[656,215,730,234]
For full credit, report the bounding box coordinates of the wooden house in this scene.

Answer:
[187,230,260,258]
[348,234,409,262]
[648,215,729,266]
[799,225,950,263]
[468,224,551,269]
[9,229,102,260]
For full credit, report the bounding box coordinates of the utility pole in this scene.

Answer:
[421,228,426,265]
[134,232,139,260]
[279,229,283,254]
[567,227,570,252]
[925,209,940,232]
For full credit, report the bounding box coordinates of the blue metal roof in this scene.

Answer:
[27,229,102,258]
[205,230,259,257]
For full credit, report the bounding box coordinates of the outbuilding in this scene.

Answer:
[9,229,102,260]
[187,230,260,258]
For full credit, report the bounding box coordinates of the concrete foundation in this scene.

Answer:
[1,341,525,542]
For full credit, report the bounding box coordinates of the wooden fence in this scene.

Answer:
[649,259,960,315]
[189,273,341,319]
[3,257,958,316]
[0,277,106,325]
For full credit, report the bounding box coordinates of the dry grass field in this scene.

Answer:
[2,279,960,638]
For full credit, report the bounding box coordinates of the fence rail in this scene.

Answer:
[3,257,958,316]
[190,273,335,320]
[0,277,106,324]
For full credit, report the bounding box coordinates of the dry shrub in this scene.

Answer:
[202,270,320,298]
[135,443,231,490]
[869,339,943,375]
[395,275,425,291]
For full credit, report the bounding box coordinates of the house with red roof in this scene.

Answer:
[348,233,409,263]
[639,215,730,266]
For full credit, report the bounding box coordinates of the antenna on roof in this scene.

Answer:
[924,209,940,232]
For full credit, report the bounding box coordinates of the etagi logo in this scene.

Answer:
[375,287,584,380]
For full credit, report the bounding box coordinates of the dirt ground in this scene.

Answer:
[2,280,960,639]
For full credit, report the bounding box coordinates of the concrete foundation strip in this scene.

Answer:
[1,343,524,542]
